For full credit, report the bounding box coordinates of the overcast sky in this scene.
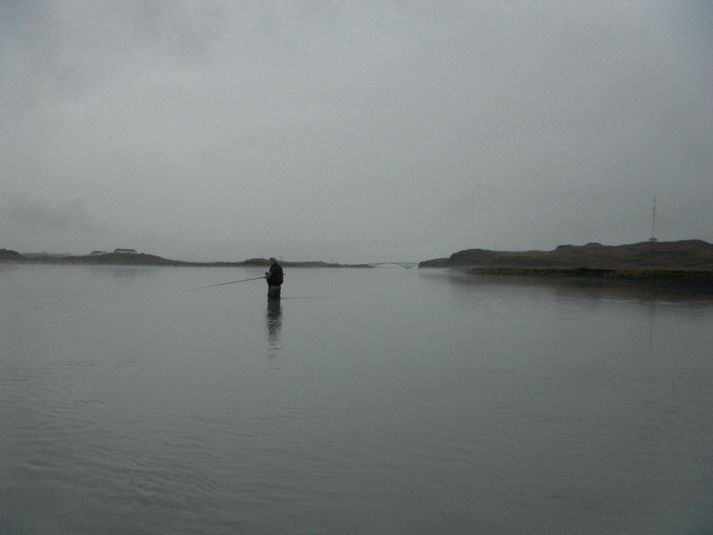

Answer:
[1,1,712,262]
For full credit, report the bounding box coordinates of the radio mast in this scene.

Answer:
[648,197,658,242]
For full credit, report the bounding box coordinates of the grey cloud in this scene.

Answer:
[5,197,96,231]
[1,1,712,262]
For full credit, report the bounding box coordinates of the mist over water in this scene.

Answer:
[2,265,713,534]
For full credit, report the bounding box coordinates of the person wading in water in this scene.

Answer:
[265,257,283,299]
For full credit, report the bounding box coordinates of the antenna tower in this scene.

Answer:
[648,197,657,242]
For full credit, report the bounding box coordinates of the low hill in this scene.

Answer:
[419,240,713,270]
[55,252,191,266]
[0,251,368,268]
[0,248,22,259]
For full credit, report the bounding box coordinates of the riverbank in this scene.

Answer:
[416,240,713,295]
[419,240,713,270]
[462,266,713,295]
[0,250,370,269]
[466,266,713,279]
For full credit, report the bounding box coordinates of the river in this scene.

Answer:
[1,264,712,534]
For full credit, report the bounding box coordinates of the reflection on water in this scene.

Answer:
[87,265,156,279]
[265,298,282,358]
[443,269,713,301]
[440,271,713,321]
[646,299,657,357]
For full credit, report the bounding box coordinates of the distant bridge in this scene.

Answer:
[367,262,418,269]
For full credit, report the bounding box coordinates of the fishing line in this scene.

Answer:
[186,276,265,291]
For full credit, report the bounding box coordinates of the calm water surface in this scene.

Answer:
[1,264,712,534]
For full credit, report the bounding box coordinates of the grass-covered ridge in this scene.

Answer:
[419,240,713,270]
[0,250,369,268]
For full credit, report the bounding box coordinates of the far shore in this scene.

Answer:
[459,266,713,295]
[3,240,713,292]
[465,266,713,279]
[0,250,371,269]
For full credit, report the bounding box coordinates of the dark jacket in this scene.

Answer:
[266,262,283,286]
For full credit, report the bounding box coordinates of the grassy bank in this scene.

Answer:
[466,266,713,279]
[463,266,713,295]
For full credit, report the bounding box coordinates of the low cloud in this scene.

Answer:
[5,197,96,231]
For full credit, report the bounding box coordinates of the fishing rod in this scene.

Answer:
[187,276,266,291]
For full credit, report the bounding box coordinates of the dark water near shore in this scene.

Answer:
[2,264,713,534]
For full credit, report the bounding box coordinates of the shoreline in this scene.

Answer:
[461,266,713,295]
[464,266,713,279]
[0,253,371,269]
